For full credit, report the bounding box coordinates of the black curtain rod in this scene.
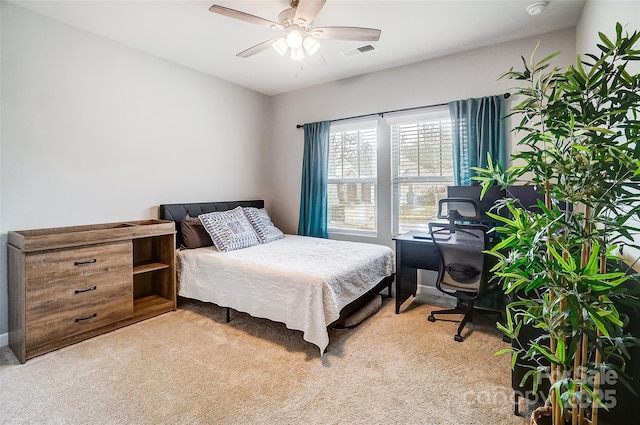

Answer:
[295,93,511,129]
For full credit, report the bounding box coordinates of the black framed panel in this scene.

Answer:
[159,200,265,248]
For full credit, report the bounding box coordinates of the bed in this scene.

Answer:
[159,200,395,354]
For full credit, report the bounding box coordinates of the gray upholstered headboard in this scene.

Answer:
[159,200,265,248]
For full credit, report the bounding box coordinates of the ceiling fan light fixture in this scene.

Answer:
[303,37,320,56]
[272,37,289,56]
[286,30,303,49]
[290,46,305,61]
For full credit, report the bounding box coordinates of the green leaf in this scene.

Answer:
[547,244,575,272]
[519,369,541,391]
[495,347,514,356]
[492,235,517,252]
[529,41,541,66]
[496,321,512,336]
[531,342,563,364]
[584,242,600,274]
[556,338,566,363]
[588,309,610,337]
[587,126,617,134]
[598,31,615,50]
[510,351,518,369]
[616,22,623,41]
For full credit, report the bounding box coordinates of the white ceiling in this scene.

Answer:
[12,0,586,96]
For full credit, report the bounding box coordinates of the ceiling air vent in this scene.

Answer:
[341,44,376,57]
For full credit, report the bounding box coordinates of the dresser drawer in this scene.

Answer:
[25,242,132,287]
[26,269,133,321]
[25,273,133,349]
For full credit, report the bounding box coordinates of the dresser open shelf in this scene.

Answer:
[8,219,176,363]
[132,233,175,320]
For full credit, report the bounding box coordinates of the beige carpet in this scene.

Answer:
[0,294,528,425]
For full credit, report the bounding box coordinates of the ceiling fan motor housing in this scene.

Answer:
[278,8,297,28]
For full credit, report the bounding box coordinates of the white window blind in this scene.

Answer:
[391,108,454,234]
[328,122,377,234]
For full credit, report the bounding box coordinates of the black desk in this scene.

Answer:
[394,229,506,316]
[392,231,441,314]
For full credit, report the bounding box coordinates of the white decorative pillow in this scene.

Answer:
[243,207,285,244]
[198,207,259,252]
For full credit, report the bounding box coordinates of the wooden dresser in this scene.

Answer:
[7,219,176,363]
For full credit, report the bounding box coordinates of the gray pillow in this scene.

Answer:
[181,215,213,249]
[199,207,259,252]
[243,207,284,244]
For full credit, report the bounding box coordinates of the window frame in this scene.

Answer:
[327,120,379,236]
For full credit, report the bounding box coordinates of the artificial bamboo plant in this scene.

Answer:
[473,23,640,425]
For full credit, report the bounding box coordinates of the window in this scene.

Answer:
[325,108,455,239]
[391,108,454,234]
[327,121,377,234]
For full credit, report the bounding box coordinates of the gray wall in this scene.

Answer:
[0,3,270,336]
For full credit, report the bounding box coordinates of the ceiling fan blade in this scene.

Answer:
[311,26,381,42]
[308,51,327,68]
[294,0,326,27]
[236,38,281,58]
[209,5,284,30]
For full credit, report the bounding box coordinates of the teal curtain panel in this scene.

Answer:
[449,95,506,186]
[298,121,330,238]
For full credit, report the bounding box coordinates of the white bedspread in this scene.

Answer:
[176,235,395,354]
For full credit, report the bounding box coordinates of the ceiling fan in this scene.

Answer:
[209,0,381,63]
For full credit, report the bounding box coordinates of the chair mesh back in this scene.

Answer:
[438,227,486,294]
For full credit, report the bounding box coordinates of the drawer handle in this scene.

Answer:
[75,313,97,323]
[74,259,97,266]
[74,286,97,294]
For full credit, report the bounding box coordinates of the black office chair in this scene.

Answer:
[427,198,500,342]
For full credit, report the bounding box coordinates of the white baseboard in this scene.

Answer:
[417,284,457,307]
[0,332,8,348]
[418,284,442,297]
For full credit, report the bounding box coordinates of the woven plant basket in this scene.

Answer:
[530,405,553,425]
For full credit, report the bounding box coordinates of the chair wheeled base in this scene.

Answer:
[428,300,501,342]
